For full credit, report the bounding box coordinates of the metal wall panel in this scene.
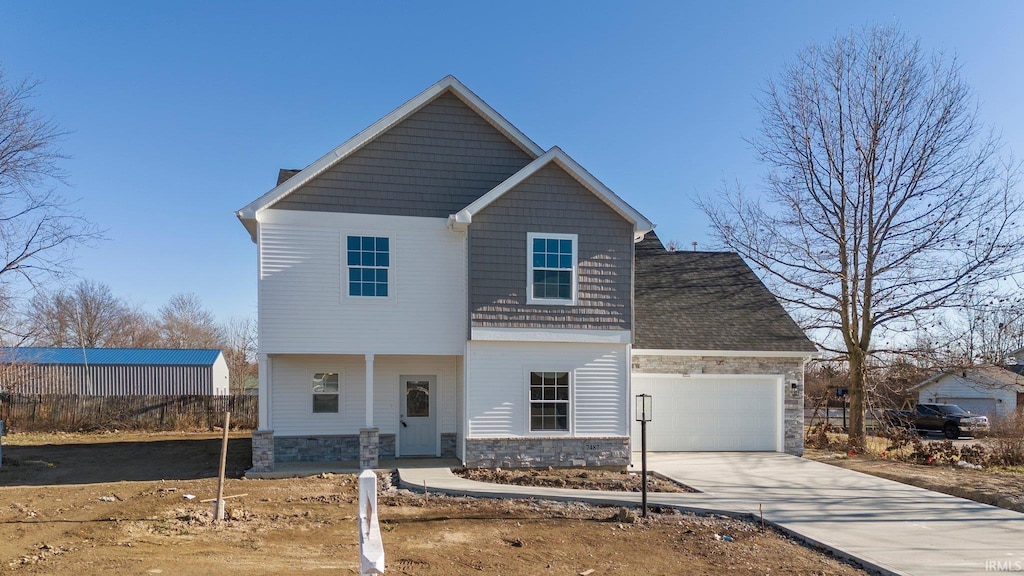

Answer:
[9,364,218,395]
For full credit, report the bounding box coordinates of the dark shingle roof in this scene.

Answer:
[634,233,817,353]
[0,348,223,366]
[277,169,302,186]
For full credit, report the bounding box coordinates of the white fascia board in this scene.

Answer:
[236,75,544,240]
[632,348,820,359]
[471,327,632,344]
[454,147,655,235]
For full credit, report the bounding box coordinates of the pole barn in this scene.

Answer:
[0,348,230,395]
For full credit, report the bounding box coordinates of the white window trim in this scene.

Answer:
[526,232,578,306]
[523,367,574,436]
[341,232,396,304]
[311,369,343,415]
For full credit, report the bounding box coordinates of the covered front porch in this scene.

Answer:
[250,353,462,472]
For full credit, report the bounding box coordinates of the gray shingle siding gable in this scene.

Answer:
[272,91,535,217]
[470,163,634,330]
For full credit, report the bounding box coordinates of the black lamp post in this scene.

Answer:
[635,393,652,518]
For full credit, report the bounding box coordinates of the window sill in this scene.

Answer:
[526,297,577,306]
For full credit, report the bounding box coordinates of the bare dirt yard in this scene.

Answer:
[806,448,1024,513]
[0,432,867,575]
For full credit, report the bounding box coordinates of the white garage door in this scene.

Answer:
[944,398,997,418]
[631,374,782,452]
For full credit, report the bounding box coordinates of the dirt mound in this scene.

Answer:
[456,466,699,493]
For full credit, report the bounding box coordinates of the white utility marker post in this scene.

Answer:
[358,469,385,574]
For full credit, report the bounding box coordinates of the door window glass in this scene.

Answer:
[406,380,429,417]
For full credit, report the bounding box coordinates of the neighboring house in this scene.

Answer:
[0,348,230,396]
[236,76,816,472]
[911,366,1023,420]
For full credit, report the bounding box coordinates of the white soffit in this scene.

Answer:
[471,327,632,344]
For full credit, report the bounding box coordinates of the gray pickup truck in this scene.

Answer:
[882,403,990,439]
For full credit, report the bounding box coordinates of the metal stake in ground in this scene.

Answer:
[214,411,231,521]
[636,394,652,518]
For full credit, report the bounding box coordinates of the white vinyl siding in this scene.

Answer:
[258,209,466,355]
[466,341,627,438]
[269,354,458,437]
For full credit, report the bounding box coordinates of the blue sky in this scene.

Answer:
[1,1,1021,322]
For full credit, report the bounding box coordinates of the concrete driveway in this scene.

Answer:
[646,452,1024,576]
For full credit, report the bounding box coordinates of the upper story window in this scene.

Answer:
[347,235,389,297]
[527,233,577,305]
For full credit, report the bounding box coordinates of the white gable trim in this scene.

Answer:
[451,147,654,235]
[236,75,544,239]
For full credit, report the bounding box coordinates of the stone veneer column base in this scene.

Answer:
[464,437,630,469]
[360,428,380,469]
[251,429,275,472]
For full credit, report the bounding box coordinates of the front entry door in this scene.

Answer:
[400,375,437,456]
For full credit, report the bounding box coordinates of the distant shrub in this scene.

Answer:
[805,422,845,450]
[988,412,1024,467]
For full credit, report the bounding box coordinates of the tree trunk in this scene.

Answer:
[847,349,867,451]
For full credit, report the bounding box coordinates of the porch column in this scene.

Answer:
[257,353,270,429]
[360,353,379,469]
[365,353,374,428]
[252,353,274,472]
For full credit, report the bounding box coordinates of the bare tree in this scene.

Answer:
[699,26,1024,449]
[0,67,100,297]
[110,303,162,348]
[223,316,257,393]
[920,292,1024,366]
[27,280,151,347]
[159,292,224,349]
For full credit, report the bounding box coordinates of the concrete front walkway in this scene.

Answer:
[398,453,1024,576]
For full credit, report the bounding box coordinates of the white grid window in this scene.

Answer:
[527,233,577,305]
[529,371,569,431]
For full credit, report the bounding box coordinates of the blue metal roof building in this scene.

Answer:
[0,348,230,395]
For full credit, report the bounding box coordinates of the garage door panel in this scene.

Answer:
[632,375,780,452]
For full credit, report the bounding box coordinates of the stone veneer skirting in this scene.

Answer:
[275,434,397,462]
[251,430,274,472]
[631,354,806,456]
[266,432,458,464]
[464,437,630,469]
[441,433,457,458]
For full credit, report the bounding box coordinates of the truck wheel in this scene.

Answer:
[943,422,959,440]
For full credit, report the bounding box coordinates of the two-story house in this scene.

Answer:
[237,76,816,472]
